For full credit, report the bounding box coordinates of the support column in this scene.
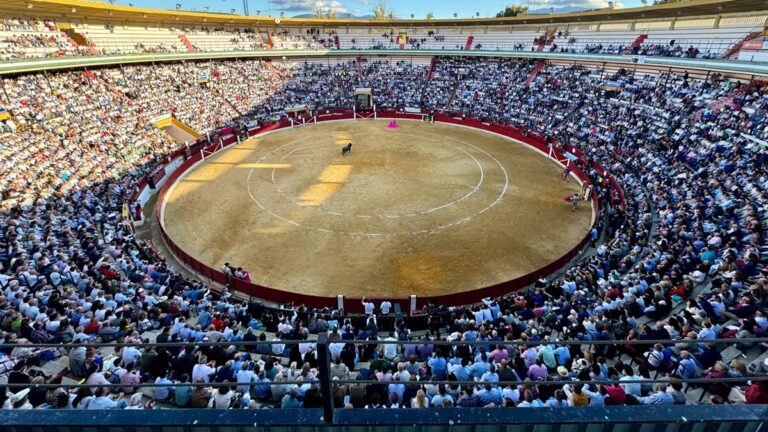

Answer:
[316,332,334,424]
[0,78,9,104]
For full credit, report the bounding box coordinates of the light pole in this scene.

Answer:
[242,0,249,16]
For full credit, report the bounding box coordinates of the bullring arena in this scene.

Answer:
[162,120,591,298]
[4,0,768,428]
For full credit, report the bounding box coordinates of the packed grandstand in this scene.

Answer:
[1,0,768,423]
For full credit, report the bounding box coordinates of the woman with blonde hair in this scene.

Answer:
[412,389,428,408]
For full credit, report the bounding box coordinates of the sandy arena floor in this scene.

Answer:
[162,120,591,298]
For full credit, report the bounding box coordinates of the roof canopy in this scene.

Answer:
[1,0,765,27]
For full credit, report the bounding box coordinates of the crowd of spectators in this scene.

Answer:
[1,55,768,412]
[0,16,749,60]
[0,17,79,61]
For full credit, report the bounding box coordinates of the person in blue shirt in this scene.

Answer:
[553,344,571,366]
[154,369,174,400]
[581,384,608,406]
[545,390,569,408]
[254,370,272,400]
[471,353,490,380]
[517,390,544,407]
[197,307,213,329]
[427,349,448,380]
[477,383,502,406]
[452,358,472,382]
[87,388,128,409]
[675,351,698,379]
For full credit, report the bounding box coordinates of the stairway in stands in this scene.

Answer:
[536,30,556,52]
[723,31,763,59]
[464,35,474,51]
[627,34,648,52]
[178,34,196,52]
[356,57,364,81]
[443,77,461,112]
[696,82,755,119]
[428,57,437,79]
[523,60,547,86]
[58,24,98,55]
[263,60,284,92]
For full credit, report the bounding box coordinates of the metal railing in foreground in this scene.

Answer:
[2,336,768,426]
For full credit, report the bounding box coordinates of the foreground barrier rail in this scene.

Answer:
[3,337,767,426]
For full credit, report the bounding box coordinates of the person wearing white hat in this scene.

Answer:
[4,388,32,409]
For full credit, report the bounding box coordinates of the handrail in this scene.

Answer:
[3,377,767,390]
[2,49,768,76]
[8,336,767,349]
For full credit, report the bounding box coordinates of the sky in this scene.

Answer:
[100,0,646,18]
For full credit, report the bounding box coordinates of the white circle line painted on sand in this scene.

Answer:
[244,122,510,236]
[265,137,485,219]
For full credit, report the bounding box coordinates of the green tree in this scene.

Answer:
[372,0,395,20]
[316,5,337,19]
[426,11,434,20]
[495,5,528,17]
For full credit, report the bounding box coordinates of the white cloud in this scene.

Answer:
[268,0,349,13]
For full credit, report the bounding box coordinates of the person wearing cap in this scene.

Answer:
[555,366,571,381]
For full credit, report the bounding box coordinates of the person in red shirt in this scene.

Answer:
[745,381,768,404]
[211,313,224,331]
[83,317,101,334]
[99,263,118,280]
[605,381,626,405]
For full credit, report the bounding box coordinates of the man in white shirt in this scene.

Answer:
[122,345,142,365]
[192,357,216,383]
[380,299,392,315]
[362,298,374,315]
[382,332,398,360]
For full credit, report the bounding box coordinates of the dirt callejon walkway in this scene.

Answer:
[161,120,591,298]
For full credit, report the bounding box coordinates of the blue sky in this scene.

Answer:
[105,0,645,18]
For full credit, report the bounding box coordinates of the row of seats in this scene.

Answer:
[0,15,763,59]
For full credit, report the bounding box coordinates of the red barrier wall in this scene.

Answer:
[154,112,624,312]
